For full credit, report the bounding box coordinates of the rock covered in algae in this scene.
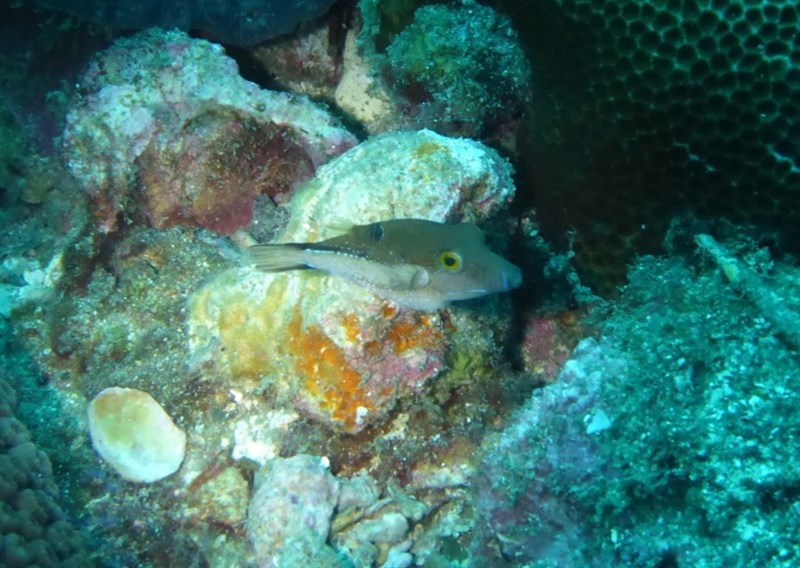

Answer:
[87,387,187,483]
[189,129,516,433]
[353,0,532,141]
[471,240,800,566]
[63,29,357,233]
[385,1,532,137]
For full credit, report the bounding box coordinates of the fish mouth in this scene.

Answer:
[445,288,492,302]
[445,265,522,301]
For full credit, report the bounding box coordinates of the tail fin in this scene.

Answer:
[249,243,310,272]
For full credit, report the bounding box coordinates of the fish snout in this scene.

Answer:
[502,262,523,290]
[489,260,522,292]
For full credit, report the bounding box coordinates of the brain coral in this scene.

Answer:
[0,379,87,567]
[506,0,800,293]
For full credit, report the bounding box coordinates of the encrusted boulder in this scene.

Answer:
[63,29,357,233]
[189,130,516,433]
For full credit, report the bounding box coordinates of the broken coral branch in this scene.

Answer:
[695,233,800,352]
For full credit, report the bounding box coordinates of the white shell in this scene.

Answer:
[88,387,186,483]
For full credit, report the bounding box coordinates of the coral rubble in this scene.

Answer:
[247,455,341,567]
[5,1,799,567]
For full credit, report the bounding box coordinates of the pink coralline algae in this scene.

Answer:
[63,29,357,233]
[520,313,581,382]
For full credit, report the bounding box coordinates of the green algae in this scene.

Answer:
[384,1,532,136]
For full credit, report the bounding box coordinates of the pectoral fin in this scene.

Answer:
[409,267,430,289]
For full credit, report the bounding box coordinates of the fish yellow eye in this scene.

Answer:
[439,251,463,272]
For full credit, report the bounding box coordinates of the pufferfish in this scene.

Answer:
[249,219,522,311]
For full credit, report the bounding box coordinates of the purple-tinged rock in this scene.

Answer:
[472,339,621,564]
[246,454,342,567]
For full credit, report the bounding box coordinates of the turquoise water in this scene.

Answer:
[1,1,798,566]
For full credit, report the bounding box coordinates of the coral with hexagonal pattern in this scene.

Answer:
[505,0,799,294]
